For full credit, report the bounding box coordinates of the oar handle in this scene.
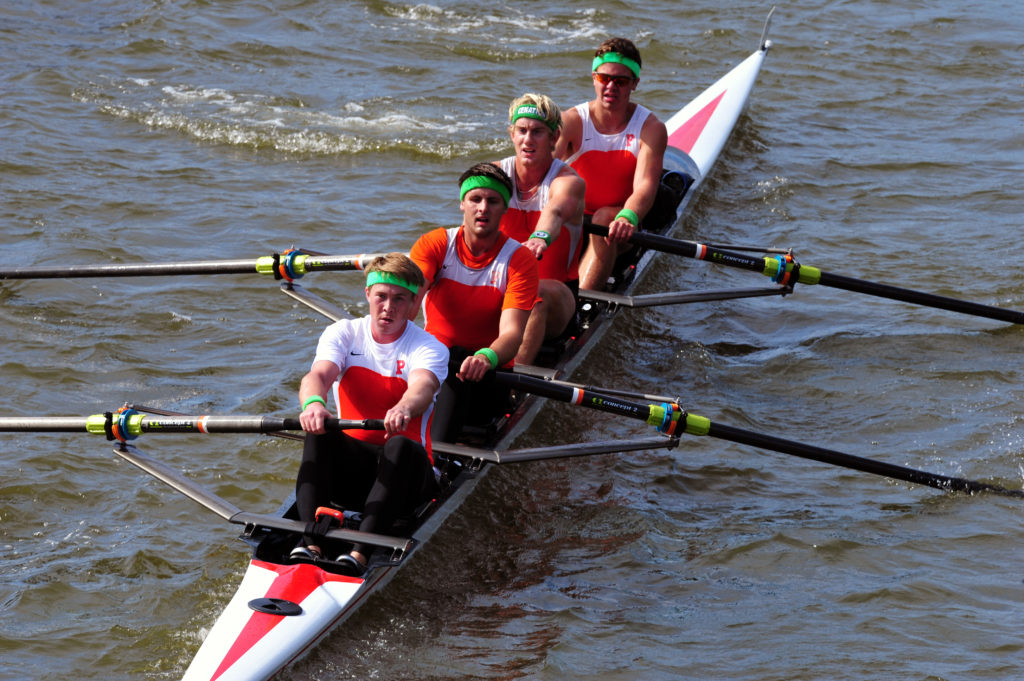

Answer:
[584,222,700,259]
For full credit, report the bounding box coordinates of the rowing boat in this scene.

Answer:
[164,20,774,681]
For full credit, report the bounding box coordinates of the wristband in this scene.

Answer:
[615,208,639,227]
[474,347,499,370]
[302,395,327,411]
[529,230,552,246]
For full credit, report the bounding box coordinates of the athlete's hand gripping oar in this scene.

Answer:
[584,223,1024,325]
[0,249,383,281]
[494,371,1024,498]
[0,408,385,440]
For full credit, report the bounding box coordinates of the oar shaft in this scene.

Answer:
[0,415,384,435]
[299,253,381,273]
[495,371,1023,498]
[0,417,87,432]
[705,422,1023,498]
[584,223,1024,325]
[0,260,265,279]
[0,253,381,280]
[816,270,1024,325]
[131,415,299,434]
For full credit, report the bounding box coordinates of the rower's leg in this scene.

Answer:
[347,436,438,566]
[515,279,576,365]
[579,234,615,291]
[578,207,634,291]
[516,299,547,366]
[295,432,375,550]
[430,379,459,444]
[295,432,341,527]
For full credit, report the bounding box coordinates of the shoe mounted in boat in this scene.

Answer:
[288,545,323,562]
[336,554,367,577]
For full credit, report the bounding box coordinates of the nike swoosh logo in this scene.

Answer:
[349,351,363,356]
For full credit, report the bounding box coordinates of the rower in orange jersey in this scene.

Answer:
[556,37,668,292]
[410,162,540,442]
[495,93,586,365]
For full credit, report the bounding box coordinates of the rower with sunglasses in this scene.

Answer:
[556,37,668,293]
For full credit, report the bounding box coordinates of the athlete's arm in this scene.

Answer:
[298,359,341,434]
[554,107,582,160]
[627,114,669,221]
[384,367,441,435]
[457,307,531,382]
[605,114,667,243]
[409,229,446,320]
[525,167,586,259]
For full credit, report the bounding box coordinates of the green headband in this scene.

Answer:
[365,270,419,295]
[459,175,511,205]
[592,52,641,79]
[511,104,558,132]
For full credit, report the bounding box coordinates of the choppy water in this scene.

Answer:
[2,2,1023,680]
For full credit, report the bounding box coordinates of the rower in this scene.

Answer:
[409,162,540,443]
[495,93,586,365]
[555,37,668,292]
[292,253,449,576]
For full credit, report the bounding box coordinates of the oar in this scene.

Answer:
[0,250,383,281]
[584,223,1024,325]
[494,371,1024,498]
[0,411,384,439]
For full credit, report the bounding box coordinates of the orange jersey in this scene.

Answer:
[565,103,652,214]
[313,316,448,458]
[410,226,539,353]
[498,157,583,282]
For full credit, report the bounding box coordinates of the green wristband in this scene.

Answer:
[474,348,499,370]
[529,230,552,246]
[302,395,327,411]
[615,208,639,226]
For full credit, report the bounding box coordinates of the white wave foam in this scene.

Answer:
[377,4,606,44]
[83,76,489,156]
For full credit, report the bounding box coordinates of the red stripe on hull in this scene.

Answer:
[211,560,360,680]
[667,90,726,154]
